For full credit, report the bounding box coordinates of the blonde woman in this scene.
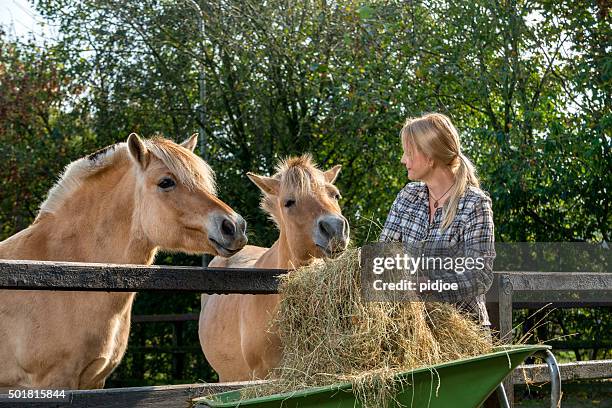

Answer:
[380,112,496,327]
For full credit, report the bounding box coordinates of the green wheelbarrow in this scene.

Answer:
[194,345,561,408]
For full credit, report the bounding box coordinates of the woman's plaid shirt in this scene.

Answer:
[379,182,496,326]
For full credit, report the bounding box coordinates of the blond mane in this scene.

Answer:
[39,137,216,216]
[261,154,326,225]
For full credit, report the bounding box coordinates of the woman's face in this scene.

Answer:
[401,137,432,181]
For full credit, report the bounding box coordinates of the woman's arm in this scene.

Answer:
[458,197,496,296]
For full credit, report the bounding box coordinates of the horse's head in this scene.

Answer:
[248,154,349,260]
[127,133,247,257]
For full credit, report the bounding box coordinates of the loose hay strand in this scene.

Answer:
[238,247,494,407]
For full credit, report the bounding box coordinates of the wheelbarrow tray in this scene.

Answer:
[195,344,549,408]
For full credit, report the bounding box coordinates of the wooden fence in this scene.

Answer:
[0,260,610,407]
[488,272,611,404]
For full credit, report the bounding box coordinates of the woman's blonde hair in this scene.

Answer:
[401,112,480,231]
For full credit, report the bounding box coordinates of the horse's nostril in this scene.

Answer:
[319,220,332,238]
[221,218,236,237]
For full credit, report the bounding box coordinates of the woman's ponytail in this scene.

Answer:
[441,152,480,230]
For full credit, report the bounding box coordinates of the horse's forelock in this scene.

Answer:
[276,154,325,198]
[260,154,326,226]
[146,138,217,195]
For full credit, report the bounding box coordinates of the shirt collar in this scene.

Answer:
[407,182,428,203]
[411,182,472,211]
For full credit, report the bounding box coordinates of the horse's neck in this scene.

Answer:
[256,232,313,270]
[26,160,157,265]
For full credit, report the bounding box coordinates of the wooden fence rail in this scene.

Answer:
[1,260,610,295]
[0,260,284,293]
[0,259,610,407]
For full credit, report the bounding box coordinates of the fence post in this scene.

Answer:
[499,274,515,405]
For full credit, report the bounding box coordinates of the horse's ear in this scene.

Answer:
[127,133,150,169]
[180,133,198,152]
[324,165,342,184]
[247,172,280,196]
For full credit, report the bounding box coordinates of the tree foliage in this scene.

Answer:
[0,29,92,237]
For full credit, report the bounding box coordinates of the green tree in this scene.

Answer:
[0,30,92,239]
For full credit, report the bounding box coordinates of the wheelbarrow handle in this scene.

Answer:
[544,349,561,408]
[496,349,561,408]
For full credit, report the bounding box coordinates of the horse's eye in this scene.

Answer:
[158,178,176,190]
[284,199,296,208]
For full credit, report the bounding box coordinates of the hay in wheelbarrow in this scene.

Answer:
[240,247,494,408]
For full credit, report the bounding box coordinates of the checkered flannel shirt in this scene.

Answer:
[379,182,496,326]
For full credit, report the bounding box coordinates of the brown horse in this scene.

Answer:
[199,155,349,381]
[0,133,247,390]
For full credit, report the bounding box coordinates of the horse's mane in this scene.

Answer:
[261,154,326,226]
[38,137,216,216]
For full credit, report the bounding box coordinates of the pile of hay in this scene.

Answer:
[240,247,494,407]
